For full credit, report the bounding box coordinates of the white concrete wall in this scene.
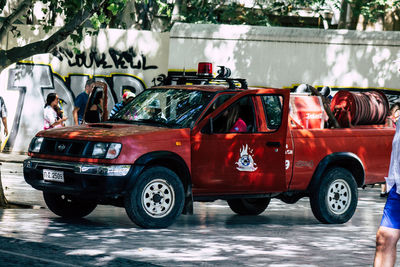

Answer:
[169,23,400,91]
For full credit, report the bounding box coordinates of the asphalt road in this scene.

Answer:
[0,162,391,266]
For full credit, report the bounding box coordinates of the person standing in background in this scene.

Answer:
[44,93,67,130]
[73,78,95,125]
[110,91,136,118]
[0,96,8,137]
[0,95,8,151]
[85,91,104,123]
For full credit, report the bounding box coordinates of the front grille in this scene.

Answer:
[39,138,95,157]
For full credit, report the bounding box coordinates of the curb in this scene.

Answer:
[0,154,28,164]
[7,201,45,210]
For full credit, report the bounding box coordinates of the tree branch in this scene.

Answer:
[0,0,33,41]
[0,0,107,70]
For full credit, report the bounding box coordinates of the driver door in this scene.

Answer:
[191,89,289,196]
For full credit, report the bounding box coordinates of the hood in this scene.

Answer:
[37,123,186,142]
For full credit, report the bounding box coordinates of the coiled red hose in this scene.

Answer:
[331,90,389,127]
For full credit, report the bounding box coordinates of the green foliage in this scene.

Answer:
[6,0,400,39]
[0,0,6,14]
[356,0,399,23]
[30,0,127,43]
[332,0,400,26]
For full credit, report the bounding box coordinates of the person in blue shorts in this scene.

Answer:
[374,120,400,266]
[73,78,95,125]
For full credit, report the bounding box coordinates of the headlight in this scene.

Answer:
[29,137,44,153]
[92,143,108,158]
[91,142,122,159]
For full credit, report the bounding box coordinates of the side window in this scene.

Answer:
[262,95,283,130]
[212,96,255,133]
[200,94,234,121]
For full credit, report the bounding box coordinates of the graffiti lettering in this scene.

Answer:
[53,47,158,70]
[6,64,55,152]
[3,63,155,152]
[152,74,167,86]
[53,47,113,69]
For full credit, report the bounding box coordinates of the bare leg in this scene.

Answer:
[381,183,387,196]
[374,226,400,267]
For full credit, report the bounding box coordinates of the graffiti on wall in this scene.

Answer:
[3,62,164,152]
[52,47,158,70]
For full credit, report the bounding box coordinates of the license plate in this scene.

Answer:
[43,169,64,183]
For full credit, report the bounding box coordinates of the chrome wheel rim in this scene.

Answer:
[142,179,175,218]
[327,179,351,215]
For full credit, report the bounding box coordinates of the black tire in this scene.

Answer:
[43,192,97,219]
[310,167,358,224]
[227,198,270,215]
[124,166,185,229]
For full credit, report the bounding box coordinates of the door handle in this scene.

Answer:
[266,141,281,147]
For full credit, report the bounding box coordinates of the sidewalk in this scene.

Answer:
[0,152,28,164]
[0,153,45,208]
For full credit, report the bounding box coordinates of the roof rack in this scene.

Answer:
[163,76,248,90]
[163,64,248,90]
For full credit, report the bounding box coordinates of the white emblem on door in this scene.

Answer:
[236,144,258,172]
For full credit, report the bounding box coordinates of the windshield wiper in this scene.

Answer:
[108,117,130,123]
[134,119,180,128]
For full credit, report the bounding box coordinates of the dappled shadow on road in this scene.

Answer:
[0,189,387,266]
[224,214,319,227]
[0,235,161,267]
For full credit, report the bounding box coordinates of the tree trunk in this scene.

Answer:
[338,0,348,29]
[348,0,363,30]
[171,0,187,23]
[0,163,8,207]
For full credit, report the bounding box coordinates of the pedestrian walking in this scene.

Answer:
[73,78,95,125]
[380,103,400,198]
[43,93,67,130]
[374,116,400,266]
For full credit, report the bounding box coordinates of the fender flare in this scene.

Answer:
[308,152,365,193]
[125,151,193,214]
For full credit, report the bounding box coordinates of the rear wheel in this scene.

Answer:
[310,167,358,224]
[124,166,185,228]
[43,192,97,218]
[227,198,270,215]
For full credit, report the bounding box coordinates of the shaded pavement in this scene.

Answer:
[0,154,392,266]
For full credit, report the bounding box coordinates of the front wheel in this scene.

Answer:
[124,167,185,228]
[310,167,358,224]
[227,198,270,215]
[43,192,97,218]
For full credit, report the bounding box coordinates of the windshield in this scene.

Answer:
[110,88,215,128]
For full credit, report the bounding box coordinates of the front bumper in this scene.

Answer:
[23,158,132,198]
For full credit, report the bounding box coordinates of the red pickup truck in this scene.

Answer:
[23,68,394,228]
